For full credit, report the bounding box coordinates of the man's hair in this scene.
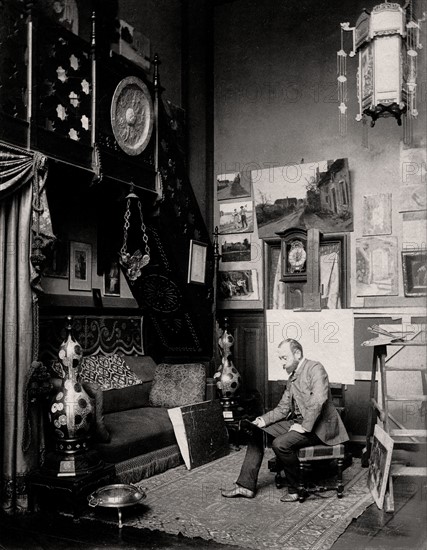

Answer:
[279,338,303,356]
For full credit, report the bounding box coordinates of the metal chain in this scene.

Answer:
[138,199,151,257]
[120,198,131,256]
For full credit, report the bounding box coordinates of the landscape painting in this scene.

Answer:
[220,235,251,262]
[217,172,251,201]
[356,237,398,296]
[218,201,254,234]
[252,158,353,238]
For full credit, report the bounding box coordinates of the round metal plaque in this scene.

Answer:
[110,76,154,156]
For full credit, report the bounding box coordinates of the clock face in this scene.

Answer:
[110,76,154,156]
[287,240,307,273]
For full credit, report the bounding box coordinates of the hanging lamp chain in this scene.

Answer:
[138,199,151,257]
[120,198,131,257]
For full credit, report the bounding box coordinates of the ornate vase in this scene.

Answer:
[45,317,100,475]
[214,328,242,420]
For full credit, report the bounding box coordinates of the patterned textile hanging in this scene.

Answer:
[31,152,54,294]
[119,186,151,282]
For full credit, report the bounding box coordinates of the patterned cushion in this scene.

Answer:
[80,354,142,391]
[298,444,345,461]
[149,363,206,408]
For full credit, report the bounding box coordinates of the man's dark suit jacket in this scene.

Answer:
[260,358,349,446]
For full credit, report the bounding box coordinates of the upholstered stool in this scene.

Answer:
[297,443,346,502]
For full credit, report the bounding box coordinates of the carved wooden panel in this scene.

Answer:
[36,16,92,146]
[0,1,28,146]
[0,2,27,120]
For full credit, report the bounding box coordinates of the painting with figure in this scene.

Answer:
[252,158,353,239]
[219,201,254,234]
[356,237,398,296]
[368,425,394,509]
[217,172,251,201]
[218,269,258,301]
[363,194,392,235]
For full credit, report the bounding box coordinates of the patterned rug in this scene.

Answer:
[97,449,373,550]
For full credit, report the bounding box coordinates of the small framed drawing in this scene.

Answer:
[69,241,92,291]
[187,240,207,284]
[368,425,394,509]
[104,259,121,296]
[402,250,427,296]
[44,238,69,279]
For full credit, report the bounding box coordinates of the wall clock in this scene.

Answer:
[276,228,308,282]
[287,240,307,274]
[110,76,154,156]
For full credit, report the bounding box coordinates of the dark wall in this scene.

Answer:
[119,0,213,225]
[119,0,182,105]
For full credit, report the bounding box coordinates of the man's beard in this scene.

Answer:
[285,358,299,375]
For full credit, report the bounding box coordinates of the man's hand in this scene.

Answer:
[289,423,307,434]
[252,417,266,428]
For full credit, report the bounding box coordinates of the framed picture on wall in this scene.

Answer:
[44,238,69,279]
[104,258,121,296]
[69,241,92,291]
[187,240,207,284]
[402,250,427,296]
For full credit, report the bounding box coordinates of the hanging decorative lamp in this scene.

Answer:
[338,1,425,143]
[119,185,151,282]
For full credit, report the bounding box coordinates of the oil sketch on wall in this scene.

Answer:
[363,194,392,236]
[356,237,398,296]
[218,201,254,234]
[220,234,252,262]
[218,269,259,301]
[217,172,251,201]
[252,158,353,239]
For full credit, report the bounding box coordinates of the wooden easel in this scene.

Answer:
[363,329,427,512]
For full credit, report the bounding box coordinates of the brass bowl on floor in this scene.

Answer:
[88,483,146,528]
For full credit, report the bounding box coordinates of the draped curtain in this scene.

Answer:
[0,141,51,513]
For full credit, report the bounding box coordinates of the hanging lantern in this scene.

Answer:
[338,1,425,142]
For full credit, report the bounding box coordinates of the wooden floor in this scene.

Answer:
[1,474,425,550]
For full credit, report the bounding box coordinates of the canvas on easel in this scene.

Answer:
[368,424,394,509]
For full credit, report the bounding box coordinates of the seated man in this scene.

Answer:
[221,338,348,502]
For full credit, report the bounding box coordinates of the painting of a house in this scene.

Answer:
[253,158,353,239]
[318,159,352,217]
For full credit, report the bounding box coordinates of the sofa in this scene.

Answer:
[77,354,214,484]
